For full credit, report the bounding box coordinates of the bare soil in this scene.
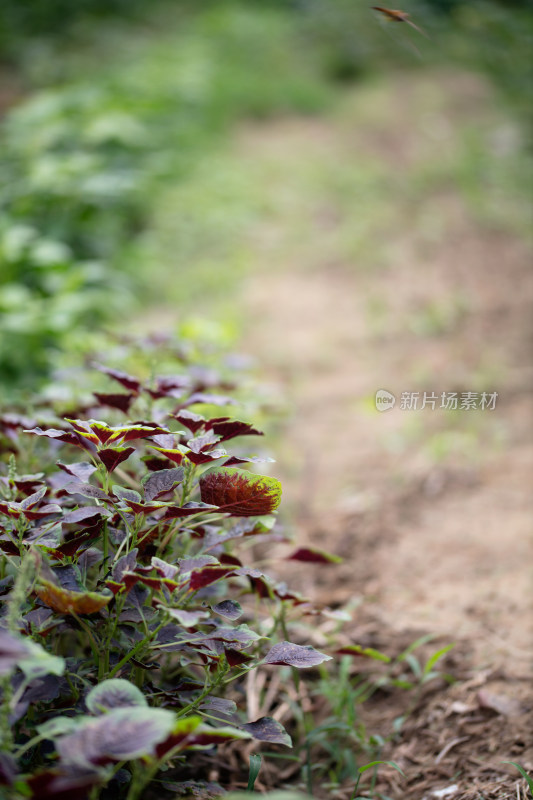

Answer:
[235,71,533,798]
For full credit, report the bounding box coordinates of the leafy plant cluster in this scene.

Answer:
[0,343,348,800]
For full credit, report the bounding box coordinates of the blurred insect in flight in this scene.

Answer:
[371,7,428,37]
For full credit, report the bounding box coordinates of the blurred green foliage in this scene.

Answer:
[447,1,533,130]
[0,0,144,49]
[301,0,533,127]
[0,1,329,391]
[0,0,531,393]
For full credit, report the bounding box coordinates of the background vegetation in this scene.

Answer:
[1,0,531,394]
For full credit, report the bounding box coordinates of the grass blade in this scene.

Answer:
[247,754,262,791]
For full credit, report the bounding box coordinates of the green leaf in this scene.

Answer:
[18,640,65,680]
[397,633,436,660]
[247,754,262,791]
[423,643,455,675]
[404,653,422,679]
[502,762,533,792]
[357,760,404,776]
[337,644,391,663]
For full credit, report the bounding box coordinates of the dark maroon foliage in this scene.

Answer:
[199,468,282,516]
[264,641,333,668]
[142,468,184,501]
[93,393,136,413]
[287,546,342,564]
[0,343,336,800]
[242,717,292,746]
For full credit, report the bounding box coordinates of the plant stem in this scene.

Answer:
[6,550,35,632]
[0,677,13,752]
[349,773,361,800]
[72,613,102,676]
[174,681,214,719]
[102,521,109,565]
[108,621,166,678]
[126,759,159,800]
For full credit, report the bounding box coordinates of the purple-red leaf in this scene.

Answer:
[223,455,275,466]
[186,431,220,454]
[27,768,101,799]
[112,550,138,582]
[93,392,136,413]
[242,717,292,747]
[62,483,112,503]
[287,547,342,564]
[124,500,166,515]
[24,427,86,449]
[160,608,210,628]
[20,486,47,510]
[149,447,184,466]
[95,366,142,394]
[122,572,178,594]
[171,409,205,433]
[189,566,234,591]
[13,474,45,494]
[56,707,176,766]
[56,462,97,483]
[0,630,33,675]
[335,645,391,662]
[212,600,243,620]
[263,641,332,669]
[184,449,227,466]
[85,679,147,714]
[97,447,135,473]
[151,557,178,580]
[142,468,184,502]
[163,502,218,520]
[54,531,94,559]
[22,503,62,521]
[199,697,237,716]
[209,419,264,442]
[112,486,141,504]
[154,718,248,760]
[182,393,236,408]
[61,507,111,525]
[148,375,190,399]
[108,423,170,444]
[199,468,281,517]
[178,556,219,573]
[225,648,253,667]
[64,420,101,445]
[167,725,250,752]
[203,625,261,647]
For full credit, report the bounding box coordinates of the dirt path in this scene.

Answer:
[234,70,533,797]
